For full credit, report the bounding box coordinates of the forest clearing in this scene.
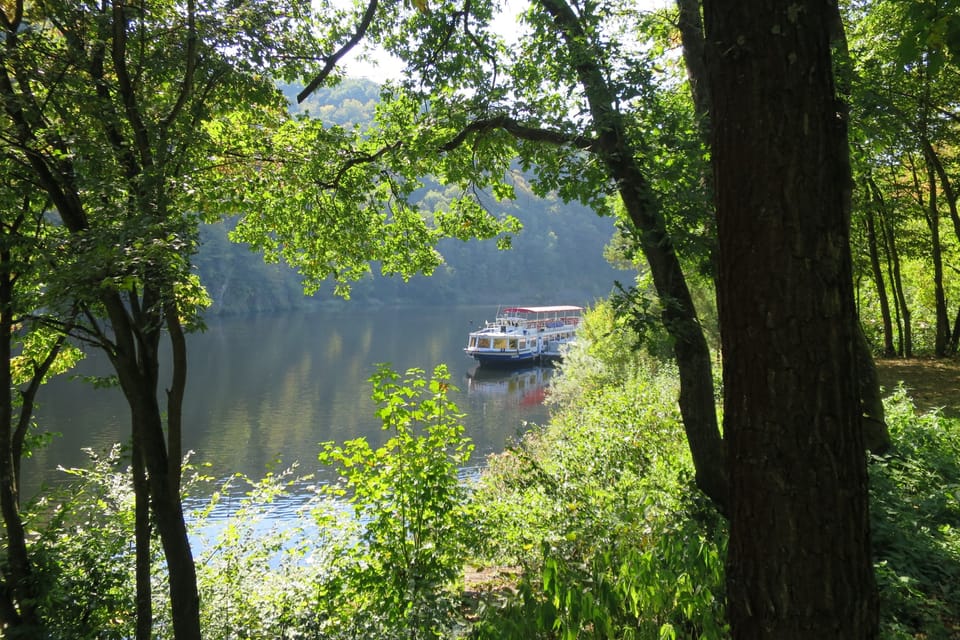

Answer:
[878,359,960,418]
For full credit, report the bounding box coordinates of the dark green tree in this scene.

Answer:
[0,0,325,636]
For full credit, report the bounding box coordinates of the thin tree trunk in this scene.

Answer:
[950,306,960,354]
[879,202,910,357]
[924,157,950,357]
[537,0,728,509]
[920,135,960,245]
[0,251,39,635]
[865,178,896,357]
[921,141,960,354]
[133,440,152,640]
[703,0,878,636]
[166,303,187,489]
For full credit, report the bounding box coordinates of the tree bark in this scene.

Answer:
[675,0,711,136]
[537,0,728,509]
[878,198,910,356]
[133,437,152,640]
[923,157,950,357]
[950,307,960,355]
[703,0,878,636]
[103,292,202,640]
[0,250,39,635]
[864,178,896,357]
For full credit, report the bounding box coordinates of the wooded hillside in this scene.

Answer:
[193,80,621,314]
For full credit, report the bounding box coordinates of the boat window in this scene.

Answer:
[519,339,526,349]
[478,337,491,349]
[469,337,477,348]
[493,337,508,349]
[509,338,518,349]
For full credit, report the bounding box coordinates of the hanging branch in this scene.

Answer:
[298,0,380,102]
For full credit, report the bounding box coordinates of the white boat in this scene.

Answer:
[464,305,583,367]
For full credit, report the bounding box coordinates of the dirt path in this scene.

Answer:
[876,358,960,418]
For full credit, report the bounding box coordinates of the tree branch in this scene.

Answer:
[314,141,404,190]
[298,0,379,103]
[439,115,597,152]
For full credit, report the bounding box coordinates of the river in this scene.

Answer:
[26,306,555,500]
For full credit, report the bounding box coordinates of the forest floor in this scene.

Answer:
[876,357,960,418]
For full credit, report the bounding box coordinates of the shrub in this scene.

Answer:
[469,356,727,639]
[26,445,136,640]
[871,387,960,639]
[313,363,477,639]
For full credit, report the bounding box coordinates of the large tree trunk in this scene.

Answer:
[703,0,879,637]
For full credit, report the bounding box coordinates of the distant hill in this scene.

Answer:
[194,80,622,315]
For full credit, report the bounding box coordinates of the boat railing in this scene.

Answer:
[484,314,582,332]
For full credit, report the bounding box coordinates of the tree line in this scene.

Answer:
[1,0,958,638]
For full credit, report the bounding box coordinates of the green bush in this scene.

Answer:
[26,445,136,640]
[871,387,960,639]
[469,352,727,639]
[186,465,332,640]
[25,345,960,639]
[313,363,477,639]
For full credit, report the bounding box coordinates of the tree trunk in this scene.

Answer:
[675,0,711,136]
[878,201,910,357]
[133,440,152,640]
[104,293,202,640]
[924,157,950,357]
[537,0,728,509]
[865,178,896,357]
[950,306,960,355]
[166,304,188,488]
[703,0,879,636]
[0,252,40,636]
[856,325,889,453]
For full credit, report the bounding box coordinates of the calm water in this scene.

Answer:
[26,306,554,499]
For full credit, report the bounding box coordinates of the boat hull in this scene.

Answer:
[469,350,544,367]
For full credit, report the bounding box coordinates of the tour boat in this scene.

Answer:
[464,305,583,367]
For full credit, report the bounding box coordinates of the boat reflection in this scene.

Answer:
[464,366,554,407]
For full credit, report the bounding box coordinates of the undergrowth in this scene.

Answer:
[468,349,728,639]
[19,345,960,638]
[871,386,960,639]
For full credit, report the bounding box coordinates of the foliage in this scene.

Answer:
[194,175,620,314]
[25,445,137,640]
[470,338,727,638]
[184,466,335,640]
[871,388,960,639]
[208,86,524,299]
[314,364,477,638]
[846,0,960,356]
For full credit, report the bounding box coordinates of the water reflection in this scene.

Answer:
[465,366,553,410]
[26,307,554,499]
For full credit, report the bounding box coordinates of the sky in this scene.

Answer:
[344,0,672,80]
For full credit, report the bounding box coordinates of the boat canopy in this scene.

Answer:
[501,305,583,314]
